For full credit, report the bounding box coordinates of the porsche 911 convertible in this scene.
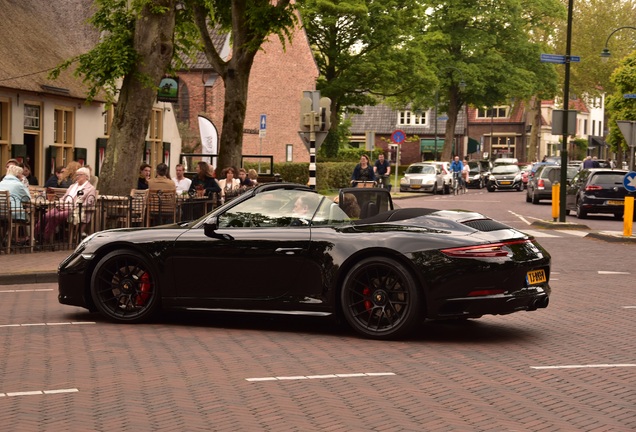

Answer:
[58,183,551,340]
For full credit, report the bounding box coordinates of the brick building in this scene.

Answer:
[176,17,319,169]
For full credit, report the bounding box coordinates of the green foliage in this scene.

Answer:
[606,50,636,155]
[571,138,588,160]
[319,118,352,158]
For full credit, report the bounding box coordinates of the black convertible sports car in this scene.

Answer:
[58,183,551,339]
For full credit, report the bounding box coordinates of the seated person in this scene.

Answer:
[238,168,253,187]
[0,164,31,221]
[44,166,66,188]
[218,167,241,202]
[137,163,152,190]
[339,193,360,219]
[35,167,97,242]
[173,164,192,194]
[188,161,221,197]
[148,163,176,191]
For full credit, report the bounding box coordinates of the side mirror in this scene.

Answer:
[204,217,235,240]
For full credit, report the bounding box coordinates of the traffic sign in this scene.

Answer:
[616,121,636,148]
[540,54,581,64]
[391,130,406,144]
[437,115,449,121]
[624,94,636,99]
[625,172,636,192]
[259,114,266,138]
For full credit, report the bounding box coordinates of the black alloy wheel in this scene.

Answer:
[340,257,421,339]
[531,190,540,204]
[90,249,161,323]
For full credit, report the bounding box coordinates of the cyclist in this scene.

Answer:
[373,152,391,191]
[450,156,464,193]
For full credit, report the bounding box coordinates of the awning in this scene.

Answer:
[467,137,480,154]
[420,139,444,152]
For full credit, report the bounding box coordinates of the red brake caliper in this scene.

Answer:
[136,272,151,306]
[362,287,372,311]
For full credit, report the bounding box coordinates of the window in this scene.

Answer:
[398,110,426,126]
[51,106,75,165]
[592,120,596,136]
[147,108,164,168]
[103,105,114,136]
[477,107,509,119]
[0,98,10,164]
[286,144,293,162]
[24,104,40,130]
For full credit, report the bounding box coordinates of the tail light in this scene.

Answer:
[441,239,530,258]
[585,185,602,191]
[537,179,545,189]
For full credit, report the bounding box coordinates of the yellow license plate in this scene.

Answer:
[500,181,511,185]
[527,269,546,285]
[607,200,623,206]
[411,185,421,189]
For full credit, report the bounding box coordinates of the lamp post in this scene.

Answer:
[433,66,466,161]
[600,26,636,61]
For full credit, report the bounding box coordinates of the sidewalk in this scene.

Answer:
[0,250,69,285]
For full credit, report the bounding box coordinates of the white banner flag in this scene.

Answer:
[198,115,218,169]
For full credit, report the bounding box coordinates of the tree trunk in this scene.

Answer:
[98,1,176,196]
[442,89,460,162]
[217,62,252,174]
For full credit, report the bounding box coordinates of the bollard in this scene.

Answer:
[551,183,560,221]
[624,196,634,237]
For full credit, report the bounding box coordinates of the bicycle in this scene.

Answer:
[452,171,462,195]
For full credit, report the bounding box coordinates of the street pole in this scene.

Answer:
[309,111,316,190]
[434,89,439,161]
[559,0,574,223]
[490,107,494,160]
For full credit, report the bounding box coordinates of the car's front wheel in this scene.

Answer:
[340,257,421,340]
[90,249,161,323]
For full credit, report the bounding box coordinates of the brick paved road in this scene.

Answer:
[1,191,635,431]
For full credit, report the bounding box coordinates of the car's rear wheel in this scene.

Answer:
[531,190,540,204]
[341,257,421,340]
[576,199,587,219]
[90,249,161,323]
[432,183,438,195]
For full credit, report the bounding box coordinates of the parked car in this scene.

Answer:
[543,156,561,165]
[526,165,579,204]
[466,160,492,189]
[399,163,445,194]
[487,164,523,192]
[565,168,633,220]
[421,160,452,194]
[58,183,552,340]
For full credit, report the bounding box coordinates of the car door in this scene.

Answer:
[167,189,320,306]
[566,170,588,209]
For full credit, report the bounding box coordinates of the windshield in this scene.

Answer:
[492,165,520,174]
[215,189,350,228]
[406,165,436,174]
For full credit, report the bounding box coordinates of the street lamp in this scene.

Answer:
[600,26,636,61]
[433,67,466,161]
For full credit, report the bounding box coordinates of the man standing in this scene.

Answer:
[173,163,191,194]
[373,152,391,191]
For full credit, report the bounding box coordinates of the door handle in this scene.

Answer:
[275,247,303,255]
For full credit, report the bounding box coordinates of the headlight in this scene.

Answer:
[400,177,407,185]
[489,175,495,181]
[514,174,521,181]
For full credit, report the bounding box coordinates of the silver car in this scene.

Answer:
[421,160,452,194]
[400,163,445,194]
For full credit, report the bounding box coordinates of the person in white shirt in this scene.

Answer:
[173,164,192,194]
[218,167,241,202]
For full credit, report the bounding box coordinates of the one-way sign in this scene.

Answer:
[540,54,581,64]
[625,172,636,193]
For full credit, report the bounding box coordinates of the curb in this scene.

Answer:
[530,220,591,230]
[0,272,58,286]
[586,232,636,244]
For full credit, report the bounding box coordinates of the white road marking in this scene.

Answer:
[0,322,96,328]
[0,388,79,397]
[531,364,636,370]
[246,372,396,382]
[508,210,531,225]
[598,271,631,275]
[623,306,636,309]
[0,289,54,293]
[555,230,589,237]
